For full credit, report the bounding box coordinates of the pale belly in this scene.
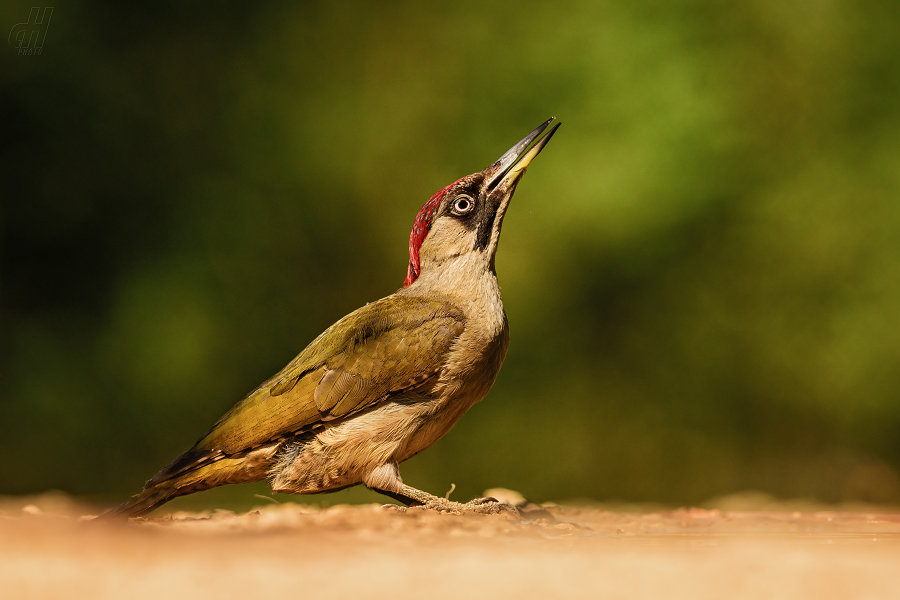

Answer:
[267,393,462,494]
[268,330,509,495]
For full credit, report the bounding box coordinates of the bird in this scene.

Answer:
[100,117,561,519]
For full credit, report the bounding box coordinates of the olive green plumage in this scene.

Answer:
[200,296,464,454]
[106,295,466,517]
[100,117,560,519]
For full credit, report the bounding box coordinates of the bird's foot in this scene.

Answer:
[422,495,520,517]
[375,484,521,518]
[419,496,519,518]
[462,496,521,517]
[421,497,467,512]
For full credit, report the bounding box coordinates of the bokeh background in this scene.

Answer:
[2,0,900,510]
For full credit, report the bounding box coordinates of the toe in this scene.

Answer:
[469,496,500,506]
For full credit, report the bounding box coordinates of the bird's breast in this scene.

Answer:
[437,312,509,405]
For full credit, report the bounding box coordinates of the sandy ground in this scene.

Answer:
[2,492,900,600]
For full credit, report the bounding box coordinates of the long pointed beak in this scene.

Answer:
[485,117,562,189]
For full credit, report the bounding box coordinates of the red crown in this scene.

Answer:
[403,178,461,286]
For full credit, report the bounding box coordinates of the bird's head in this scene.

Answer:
[403,117,561,287]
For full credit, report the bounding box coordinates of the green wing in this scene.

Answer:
[147,294,465,486]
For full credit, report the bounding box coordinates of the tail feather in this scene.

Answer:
[97,443,281,520]
[97,481,181,520]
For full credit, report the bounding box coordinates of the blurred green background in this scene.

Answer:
[2,0,900,510]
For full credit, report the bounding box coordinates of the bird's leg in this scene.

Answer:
[369,486,422,507]
[364,462,465,510]
[384,483,467,510]
[364,463,519,516]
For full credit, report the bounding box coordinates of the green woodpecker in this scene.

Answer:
[101,118,561,518]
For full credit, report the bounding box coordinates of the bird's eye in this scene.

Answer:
[451,195,475,215]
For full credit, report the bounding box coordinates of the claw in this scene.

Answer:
[465,498,521,518]
[469,496,500,506]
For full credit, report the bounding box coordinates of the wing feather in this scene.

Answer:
[191,294,465,456]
